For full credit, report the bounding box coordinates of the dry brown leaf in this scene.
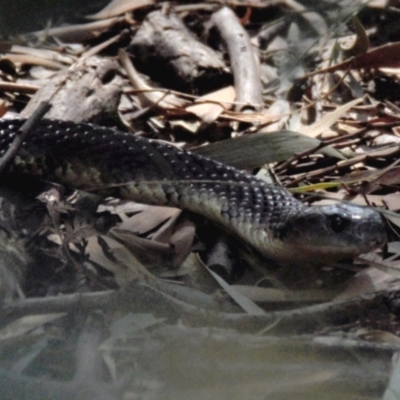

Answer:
[87,0,154,20]
[340,168,387,184]
[144,212,194,266]
[110,228,179,268]
[335,267,400,301]
[112,205,195,268]
[340,16,369,58]
[31,18,121,42]
[300,98,363,137]
[73,235,150,285]
[378,68,400,79]
[0,101,8,118]
[374,132,400,145]
[358,253,400,279]
[259,100,291,132]
[117,205,181,236]
[313,42,400,75]
[341,165,400,194]
[219,109,284,124]
[362,167,400,193]
[358,330,400,345]
[113,205,195,266]
[186,86,235,122]
[361,145,400,159]
[169,219,196,267]
[11,45,75,65]
[382,193,400,211]
[367,0,390,7]
[149,211,183,243]
[1,54,63,70]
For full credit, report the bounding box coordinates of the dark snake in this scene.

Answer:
[0,119,387,264]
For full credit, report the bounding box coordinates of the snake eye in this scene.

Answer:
[329,215,348,233]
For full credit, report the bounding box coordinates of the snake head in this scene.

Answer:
[275,203,387,263]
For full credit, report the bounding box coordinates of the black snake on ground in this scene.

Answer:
[0,119,388,265]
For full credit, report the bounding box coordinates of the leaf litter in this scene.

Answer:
[1,1,400,398]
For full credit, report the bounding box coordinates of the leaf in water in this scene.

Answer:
[100,312,164,381]
[158,252,202,280]
[110,313,164,337]
[0,314,65,341]
[202,265,266,315]
[383,351,400,400]
[232,285,336,303]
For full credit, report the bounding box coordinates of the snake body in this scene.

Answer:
[0,119,387,264]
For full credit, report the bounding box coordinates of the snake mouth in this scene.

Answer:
[353,222,387,255]
[272,204,388,262]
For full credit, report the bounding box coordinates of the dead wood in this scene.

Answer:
[129,10,227,93]
[21,57,121,125]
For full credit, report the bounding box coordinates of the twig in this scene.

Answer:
[275,126,370,173]
[0,101,51,174]
[0,82,39,94]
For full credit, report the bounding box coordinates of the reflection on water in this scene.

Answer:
[0,313,392,400]
[117,323,391,400]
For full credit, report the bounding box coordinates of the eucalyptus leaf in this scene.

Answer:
[194,130,344,169]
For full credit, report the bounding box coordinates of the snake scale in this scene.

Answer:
[0,119,387,264]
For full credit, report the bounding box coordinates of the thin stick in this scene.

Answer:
[0,101,51,174]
